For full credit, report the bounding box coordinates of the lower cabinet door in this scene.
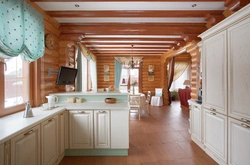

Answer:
[0,143,4,165]
[11,125,40,165]
[204,109,227,164]
[228,117,250,165]
[41,115,58,165]
[69,110,93,149]
[191,104,202,142]
[94,110,110,148]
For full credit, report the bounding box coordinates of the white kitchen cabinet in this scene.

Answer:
[227,16,250,121]
[69,110,93,149]
[228,117,250,165]
[202,30,227,115]
[110,109,129,148]
[204,109,227,164]
[189,101,203,148]
[10,124,40,165]
[41,115,58,165]
[94,110,110,148]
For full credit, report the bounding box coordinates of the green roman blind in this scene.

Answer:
[0,0,44,62]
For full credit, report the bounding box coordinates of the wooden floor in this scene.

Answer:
[59,101,218,165]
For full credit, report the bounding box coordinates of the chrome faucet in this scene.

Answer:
[23,101,34,118]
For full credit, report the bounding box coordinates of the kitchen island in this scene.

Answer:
[0,91,129,165]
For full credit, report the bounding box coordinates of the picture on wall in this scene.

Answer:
[104,64,110,81]
[148,65,154,81]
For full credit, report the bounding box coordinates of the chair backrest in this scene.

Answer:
[155,88,162,96]
[146,91,151,102]
[129,94,141,106]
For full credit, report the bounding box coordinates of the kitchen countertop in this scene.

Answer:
[0,101,129,144]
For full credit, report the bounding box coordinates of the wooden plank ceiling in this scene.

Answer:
[32,0,227,56]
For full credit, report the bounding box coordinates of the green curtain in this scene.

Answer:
[0,0,44,62]
[114,59,122,89]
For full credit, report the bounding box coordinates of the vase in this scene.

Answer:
[132,86,135,94]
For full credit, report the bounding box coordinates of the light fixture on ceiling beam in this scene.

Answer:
[78,34,85,41]
[123,45,142,69]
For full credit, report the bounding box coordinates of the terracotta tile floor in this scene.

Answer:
[59,101,218,165]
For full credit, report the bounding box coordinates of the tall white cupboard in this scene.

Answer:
[196,4,250,165]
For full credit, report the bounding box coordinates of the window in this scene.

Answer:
[120,68,139,93]
[0,56,30,116]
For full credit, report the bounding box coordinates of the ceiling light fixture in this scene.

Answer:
[75,4,80,7]
[192,4,197,7]
[123,45,142,69]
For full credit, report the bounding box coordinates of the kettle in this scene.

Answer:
[46,95,59,109]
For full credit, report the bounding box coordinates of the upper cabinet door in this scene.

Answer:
[228,16,250,121]
[202,30,227,115]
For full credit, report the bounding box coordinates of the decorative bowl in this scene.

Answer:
[105,98,116,104]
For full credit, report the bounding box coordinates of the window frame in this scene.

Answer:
[0,58,33,117]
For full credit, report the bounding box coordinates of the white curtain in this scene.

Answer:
[90,60,97,92]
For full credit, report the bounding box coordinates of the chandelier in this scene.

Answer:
[122,45,142,69]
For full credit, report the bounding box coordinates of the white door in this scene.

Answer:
[94,110,110,148]
[202,30,227,115]
[41,115,58,165]
[204,109,227,163]
[191,104,202,142]
[69,110,93,149]
[228,117,250,165]
[11,125,40,165]
[110,109,129,148]
[228,16,250,121]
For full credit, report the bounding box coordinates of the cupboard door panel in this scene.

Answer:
[204,109,227,163]
[191,104,202,142]
[228,17,250,120]
[228,117,250,165]
[70,111,93,149]
[202,30,227,115]
[11,125,40,165]
[94,110,110,148]
[41,116,58,165]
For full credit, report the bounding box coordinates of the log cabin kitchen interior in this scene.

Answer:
[0,0,250,165]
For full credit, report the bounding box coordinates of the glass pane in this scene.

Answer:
[4,56,29,108]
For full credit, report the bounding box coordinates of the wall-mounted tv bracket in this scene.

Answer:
[48,68,58,75]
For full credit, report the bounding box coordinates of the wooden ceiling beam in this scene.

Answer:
[59,24,206,35]
[31,0,223,2]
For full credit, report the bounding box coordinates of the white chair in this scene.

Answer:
[151,88,163,106]
[129,94,142,120]
[144,91,151,114]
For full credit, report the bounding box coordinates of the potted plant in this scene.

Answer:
[171,90,178,101]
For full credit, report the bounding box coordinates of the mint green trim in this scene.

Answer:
[57,95,128,102]
[65,149,128,156]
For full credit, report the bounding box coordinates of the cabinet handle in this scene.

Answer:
[78,111,85,113]
[24,130,33,136]
[48,118,54,122]
[241,118,250,123]
[99,111,107,113]
[209,112,216,115]
[241,123,250,128]
[210,108,216,111]
[60,112,64,116]
[194,106,198,108]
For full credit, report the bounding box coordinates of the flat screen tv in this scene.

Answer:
[56,66,78,85]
